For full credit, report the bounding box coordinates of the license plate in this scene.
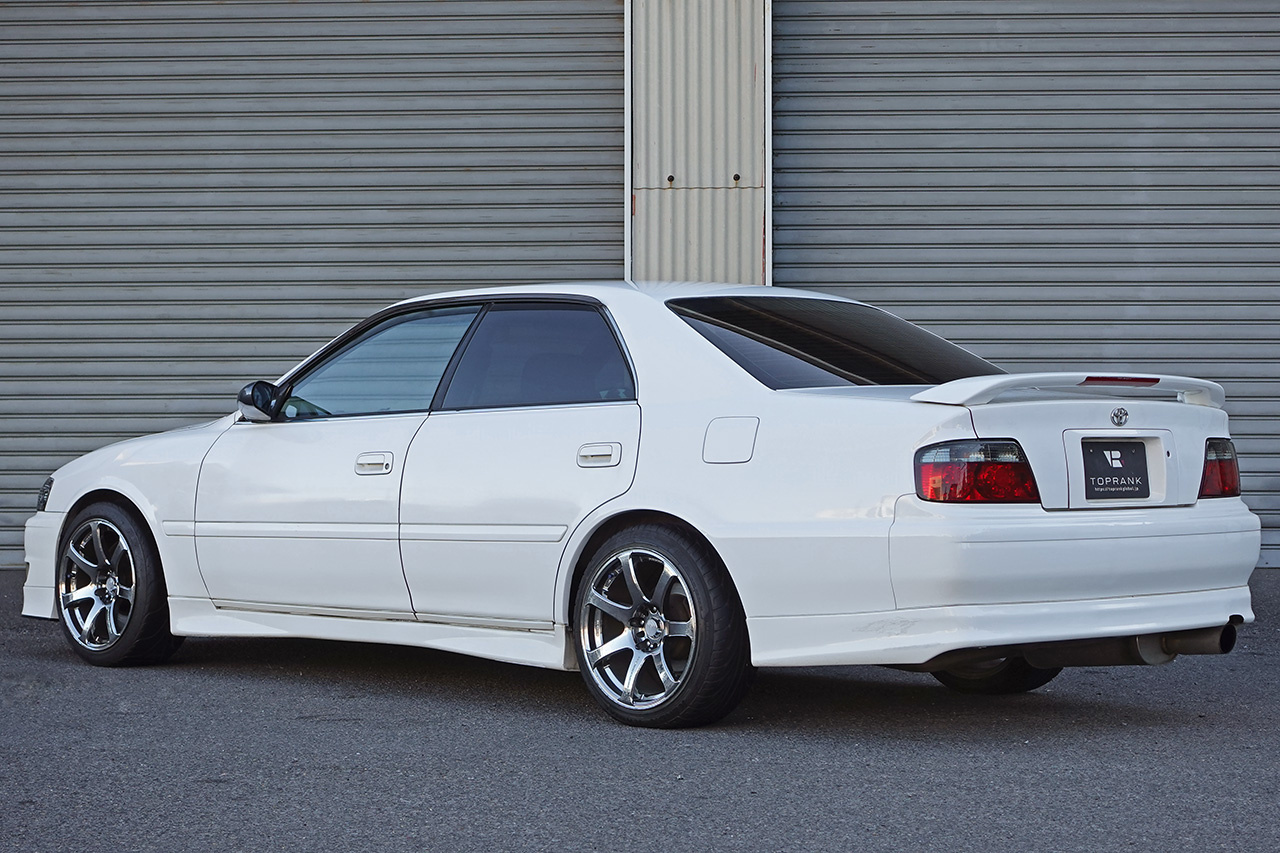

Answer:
[1083,441,1150,499]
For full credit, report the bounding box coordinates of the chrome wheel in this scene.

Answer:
[579,547,697,710]
[59,518,137,651]
[573,524,751,727]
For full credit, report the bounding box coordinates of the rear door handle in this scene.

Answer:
[578,443,622,468]
[355,451,394,475]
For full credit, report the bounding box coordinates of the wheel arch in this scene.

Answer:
[59,488,169,594]
[560,509,741,629]
[55,488,186,665]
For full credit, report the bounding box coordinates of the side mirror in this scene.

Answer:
[237,381,279,422]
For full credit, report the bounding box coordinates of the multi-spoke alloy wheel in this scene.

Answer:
[56,502,182,666]
[573,524,752,728]
[580,546,697,710]
[60,518,136,650]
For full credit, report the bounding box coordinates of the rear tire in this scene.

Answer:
[573,524,752,728]
[932,656,1061,695]
[56,501,182,666]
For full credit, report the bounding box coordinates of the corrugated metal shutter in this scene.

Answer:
[0,0,624,566]
[631,0,768,285]
[773,1,1280,564]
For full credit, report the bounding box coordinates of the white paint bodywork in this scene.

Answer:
[23,281,1261,671]
[400,402,641,624]
[196,413,425,614]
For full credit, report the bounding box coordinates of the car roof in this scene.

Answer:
[388,280,865,310]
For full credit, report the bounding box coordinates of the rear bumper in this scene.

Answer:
[888,496,1260,609]
[747,496,1258,668]
[22,510,63,619]
[749,584,1253,668]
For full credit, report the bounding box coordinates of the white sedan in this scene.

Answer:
[22,281,1261,727]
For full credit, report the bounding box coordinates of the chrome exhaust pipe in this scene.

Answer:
[1161,624,1236,656]
[1023,635,1174,669]
[1021,624,1236,669]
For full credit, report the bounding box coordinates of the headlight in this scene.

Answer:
[36,477,53,512]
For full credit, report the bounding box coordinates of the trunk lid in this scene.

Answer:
[913,374,1230,510]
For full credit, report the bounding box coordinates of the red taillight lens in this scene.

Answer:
[915,440,1041,503]
[1199,438,1241,498]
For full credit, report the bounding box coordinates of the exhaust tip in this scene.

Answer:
[1162,624,1236,657]
[1220,623,1238,654]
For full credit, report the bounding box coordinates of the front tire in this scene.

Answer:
[573,524,752,728]
[931,657,1061,695]
[57,502,182,666]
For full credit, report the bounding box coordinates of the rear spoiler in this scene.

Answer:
[910,372,1225,409]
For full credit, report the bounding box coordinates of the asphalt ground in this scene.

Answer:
[2,569,1277,853]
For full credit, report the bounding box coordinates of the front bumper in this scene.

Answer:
[22,510,64,619]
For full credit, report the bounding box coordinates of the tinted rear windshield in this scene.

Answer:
[668,296,1002,388]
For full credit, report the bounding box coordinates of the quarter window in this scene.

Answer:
[441,303,634,409]
[282,306,480,419]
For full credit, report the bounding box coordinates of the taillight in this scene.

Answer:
[1199,438,1241,498]
[915,440,1041,503]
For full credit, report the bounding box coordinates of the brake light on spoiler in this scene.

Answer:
[1078,376,1160,388]
[915,440,1041,504]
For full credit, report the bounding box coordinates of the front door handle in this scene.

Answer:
[355,451,394,476]
[578,443,622,468]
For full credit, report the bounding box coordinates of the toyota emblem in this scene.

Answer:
[1111,407,1129,427]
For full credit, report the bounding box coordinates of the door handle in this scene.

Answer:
[578,443,622,468]
[355,451,394,475]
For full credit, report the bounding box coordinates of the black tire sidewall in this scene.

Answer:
[56,502,170,666]
[572,524,749,728]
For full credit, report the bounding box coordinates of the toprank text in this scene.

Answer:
[1089,475,1145,489]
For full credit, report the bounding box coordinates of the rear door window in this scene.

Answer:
[440,303,635,409]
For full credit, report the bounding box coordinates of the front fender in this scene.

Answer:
[32,415,237,604]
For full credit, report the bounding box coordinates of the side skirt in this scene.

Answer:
[168,597,572,670]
